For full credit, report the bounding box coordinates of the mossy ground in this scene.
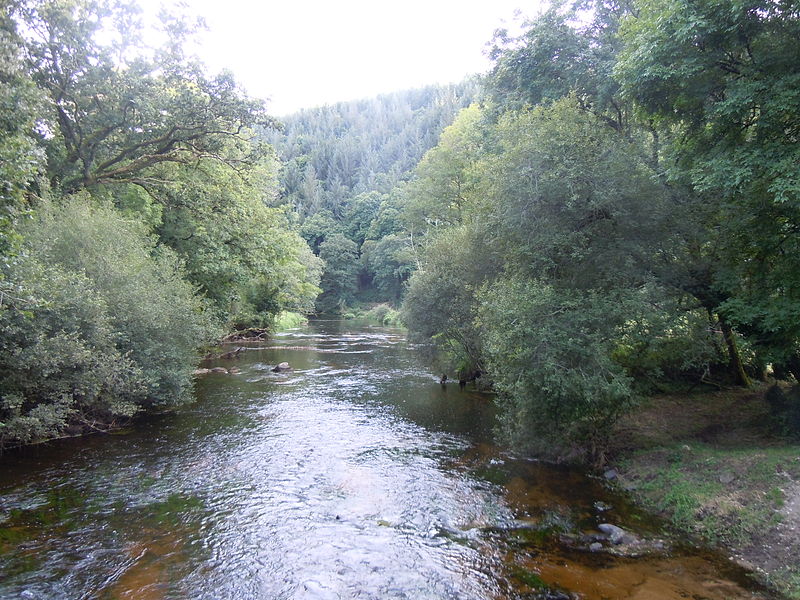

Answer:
[610,385,800,599]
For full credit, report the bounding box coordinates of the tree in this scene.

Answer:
[0,7,44,252]
[153,156,321,325]
[0,196,218,449]
[316,233,358,313]
[478,276,637,461]
[487,2,630,131]
[402,224,497,376]
[403,105,486,236]
[360,234,415,302]
[616,0,800,377]
[343,191,381,246]
[12,0,271,194]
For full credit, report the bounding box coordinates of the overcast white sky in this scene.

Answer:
[137,0,540,115]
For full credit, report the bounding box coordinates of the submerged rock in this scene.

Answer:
[193,368,211,375]
[210,367,228,374]
[272,362,292,372]
[598,523,631,545]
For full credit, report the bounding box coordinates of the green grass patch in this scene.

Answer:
[272,311,308,331]
[619,443,798,546]
[510,566,547,589]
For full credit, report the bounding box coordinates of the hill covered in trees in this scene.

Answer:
[264,83,477,311]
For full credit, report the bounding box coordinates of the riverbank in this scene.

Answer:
[608,386,800,599]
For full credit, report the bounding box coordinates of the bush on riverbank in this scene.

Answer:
[0,198,219,450]
[340,303,404,327]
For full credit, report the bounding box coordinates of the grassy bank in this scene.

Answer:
[609,387,800,598]
[340,303,404,327]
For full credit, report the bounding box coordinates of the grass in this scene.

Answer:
[611,386,800,598]
[619,443,795,545]
[272,311,308,331]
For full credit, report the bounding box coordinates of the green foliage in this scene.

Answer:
[403,105,486,236]
[402,224,495,373]
[269,83,478,307]
[316,233,358,314]
[0,197,218,448]
[343,191,382,246]
[616,0,800,375]
[272,311,308,331]
[154,156,321,327]
[12,0,270,193]
[362,303,404,326]
[268,83,478,219]
[483,97,666,288]
[478,276,636,459]
[488,3,629,129]
[0,11,43,204]
[0,10,44,255]
[0,0,325,450]
[612,306,727,391]
[360,234,416,302]
[300,209,343,253]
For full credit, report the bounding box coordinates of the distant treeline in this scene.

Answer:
[264,83,477,311]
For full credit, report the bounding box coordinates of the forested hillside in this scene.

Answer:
[265,83,477,311]
[0,0,320,448]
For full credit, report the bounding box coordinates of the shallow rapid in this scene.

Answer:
[0,321,770,599]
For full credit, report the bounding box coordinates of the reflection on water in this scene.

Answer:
[0,321,770,599]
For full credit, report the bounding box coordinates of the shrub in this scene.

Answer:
[477,276,637,462]
[0,197,218,449]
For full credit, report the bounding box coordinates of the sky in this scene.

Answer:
[136,0,540,115]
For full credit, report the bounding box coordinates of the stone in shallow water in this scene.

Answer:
[598,523,629,545]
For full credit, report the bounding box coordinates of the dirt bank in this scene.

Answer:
[609,386,800,599]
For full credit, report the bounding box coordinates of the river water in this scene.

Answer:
[0,321,770,599]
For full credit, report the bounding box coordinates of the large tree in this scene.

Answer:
[12,0,271,194]
[617,0,800,376]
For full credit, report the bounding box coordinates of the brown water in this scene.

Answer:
[0,321,771,599]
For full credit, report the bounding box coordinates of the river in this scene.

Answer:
[0,321,770,599]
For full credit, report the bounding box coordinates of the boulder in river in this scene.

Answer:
[210,367,229,374]
[598,523,634,545]
[193,368,211,375]
[272,362,292,372]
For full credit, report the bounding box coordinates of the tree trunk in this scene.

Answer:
[718,316,751,387]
